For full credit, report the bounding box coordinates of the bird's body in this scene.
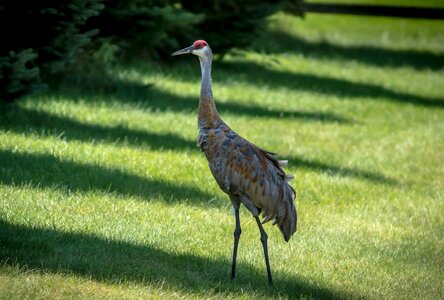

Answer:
[173,40,297,284]
[198,108,297,240]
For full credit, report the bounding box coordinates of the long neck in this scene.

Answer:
[198,56,220,128]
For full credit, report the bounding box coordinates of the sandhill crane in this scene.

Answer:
[172,40,297,284]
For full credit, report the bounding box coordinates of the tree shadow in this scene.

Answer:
[253,30,444,71]
[0,107,393,187]
[0,105,196,151]
[289,155,398,185]
[53,74,352,124]
[0,220,359,299]
[0,149,220,208]
[217,60,444,108]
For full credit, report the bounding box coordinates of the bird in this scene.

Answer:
[172,40,297,284]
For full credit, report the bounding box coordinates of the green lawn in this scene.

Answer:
[1,11,443,300]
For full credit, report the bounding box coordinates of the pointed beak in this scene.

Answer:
[171,45,195,56]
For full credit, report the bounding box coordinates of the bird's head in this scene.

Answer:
[172,40,212,59]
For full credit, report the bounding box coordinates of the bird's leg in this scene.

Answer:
[231,205,242,280]
[255,216,273,285]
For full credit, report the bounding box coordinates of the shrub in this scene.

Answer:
[180,0,285,56]
[84,1,201,59]
[0,0,104,101]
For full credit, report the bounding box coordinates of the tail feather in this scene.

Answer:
[256,147,297,241]
[285,174,295,181]
[278,160,288,167]
[278,183,297,242]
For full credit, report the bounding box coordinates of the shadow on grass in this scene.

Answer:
[0,219,358,299]
[289,155,398,185]
[216,61,444,108]
[0,104,392,186]
[53,74,351,124]
[254,30,444,71]
[0,105,195,151]
[0,149,220,208]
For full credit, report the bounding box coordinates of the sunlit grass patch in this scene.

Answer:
[1,10,443,300]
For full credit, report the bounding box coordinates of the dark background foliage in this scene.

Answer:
[0,0,291,102]
[0,0,104,101]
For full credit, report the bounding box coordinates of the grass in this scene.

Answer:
[1,10,444,300]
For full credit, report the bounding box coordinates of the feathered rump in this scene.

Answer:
[277,181,297,242]
[260,152,297,242]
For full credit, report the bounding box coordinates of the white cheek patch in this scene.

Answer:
[192,47,206,57]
